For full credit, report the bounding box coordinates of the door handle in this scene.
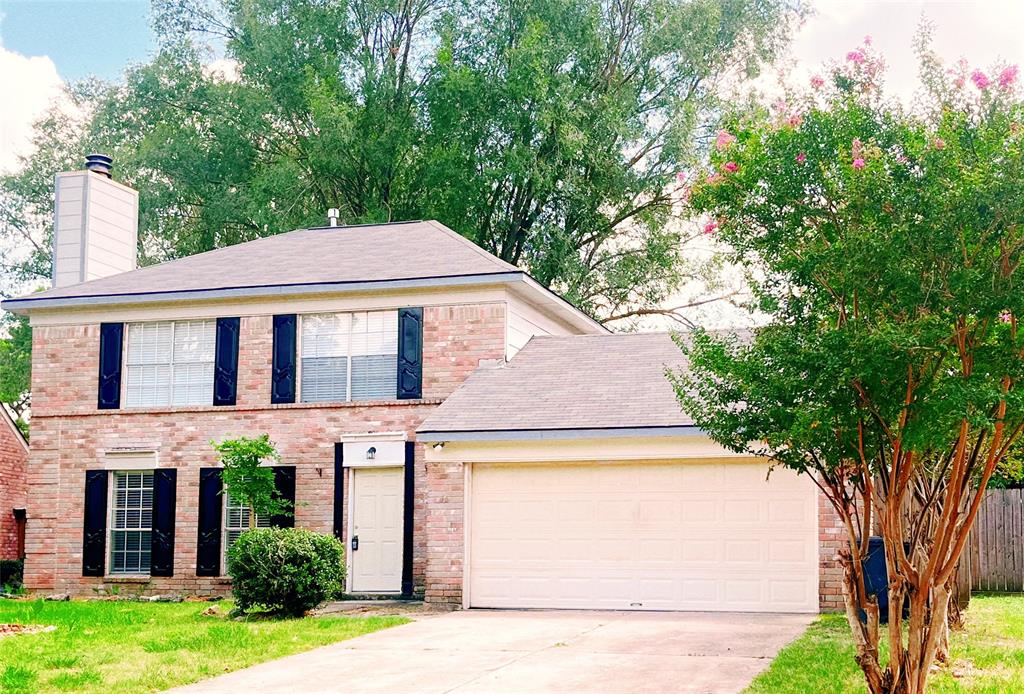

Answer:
[351,535,359,551]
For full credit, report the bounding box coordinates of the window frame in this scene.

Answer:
[222,491,272,567]
[297,310,399,404]
[107,469,155,576]
[121,319,217,408]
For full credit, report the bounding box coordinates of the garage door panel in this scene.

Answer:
[469,460,818,613]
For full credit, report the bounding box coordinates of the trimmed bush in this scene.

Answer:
[227,528,345,616]
[0,558,23,591]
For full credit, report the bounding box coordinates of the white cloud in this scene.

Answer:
[789,0,1024,104]
[0,47,65,173]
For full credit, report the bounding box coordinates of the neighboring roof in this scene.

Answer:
[1,219,606,334]
[0,404,28,454]
[418,332,694,439]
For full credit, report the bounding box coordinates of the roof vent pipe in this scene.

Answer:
[327,208,340,227]
[84,153,113,178]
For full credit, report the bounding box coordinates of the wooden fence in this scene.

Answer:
[968,488,1024,593]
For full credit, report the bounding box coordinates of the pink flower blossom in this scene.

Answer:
[787,113,804,128]
[933,138,945,150]
[846,49,865,65]
[852,158,866,170]
[706,172,724,185]
[715,130,737,150]
[810,74,825,89]
[1000,310,1013,324]
[796,152,807,164]
[723,161,739,173]
[971,69,990,90]
[676,171,687,183]
[863,35,873,46]
[703,220,718,235]
[998,65,1019,89]
[953,75,966,89]
[851,138,863,159]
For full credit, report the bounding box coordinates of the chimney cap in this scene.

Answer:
[84,153,113,178]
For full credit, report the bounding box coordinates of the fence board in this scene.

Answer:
[969,488,1024,593]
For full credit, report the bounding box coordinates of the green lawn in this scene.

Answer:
[0,600,407,693]
[747,594,1024,693]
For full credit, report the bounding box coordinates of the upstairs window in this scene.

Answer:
[124,320,216,407]
[300,311,398,402]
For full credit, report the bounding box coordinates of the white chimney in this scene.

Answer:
[52,153,138,288]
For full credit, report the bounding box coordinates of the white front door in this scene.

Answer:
[351,466,404,593]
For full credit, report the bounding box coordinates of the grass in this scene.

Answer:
[0,600,408,693]
[746,594,1024,693]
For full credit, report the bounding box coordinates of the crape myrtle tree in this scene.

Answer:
[671,34,1024,694]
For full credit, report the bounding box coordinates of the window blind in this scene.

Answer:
[110,471,154,574]
[124,320,216,407]
[300,311,398,402]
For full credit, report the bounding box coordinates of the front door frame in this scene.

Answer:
[338,434,415,597]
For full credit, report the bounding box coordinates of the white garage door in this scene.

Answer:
[468,460,819,613]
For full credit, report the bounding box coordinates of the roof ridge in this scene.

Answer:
[423,220,517,272]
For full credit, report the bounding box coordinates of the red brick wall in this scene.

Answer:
[0,415,28,560]
[818,487,845,612]
[25,303,505,598]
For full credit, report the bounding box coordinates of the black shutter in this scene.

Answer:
[150,469,177,577]
[271,466,296,528]
[82,470,108,576]
[271,314,297,404]
[196,468,223,576]
[397,307,423,399]
[97,323,124,409]
[402,441,415,597]
[333,444,344,541]
[213,317,240,406]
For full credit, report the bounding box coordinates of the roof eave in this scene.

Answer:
[416,425,703,442]
[0,271,527,314]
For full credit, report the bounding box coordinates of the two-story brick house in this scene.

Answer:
[2,157,842,611]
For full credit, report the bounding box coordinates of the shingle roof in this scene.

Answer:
[417,332,693,435]
[11,220,517,303]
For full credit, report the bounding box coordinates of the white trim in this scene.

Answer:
[462,462,473,610]
[417,426,704,442]
[102,449,158,470]
[106,468,156,577]
[339,431,407,443]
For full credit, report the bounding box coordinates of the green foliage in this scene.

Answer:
[0,0,805,327]
[0,559,24,592]
[211,435,289,524]
[0,313,31,428]
[675,36,1024,481]
[227,528,346,616]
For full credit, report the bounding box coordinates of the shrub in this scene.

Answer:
[227,528,345,616]
[0,559,23,591]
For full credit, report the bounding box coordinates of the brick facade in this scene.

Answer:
[25,296,843,611]
[24,303,505,599]
[818,488,845,612]
[0,412,28,560]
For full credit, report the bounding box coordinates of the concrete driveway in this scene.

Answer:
[169,609,813,694]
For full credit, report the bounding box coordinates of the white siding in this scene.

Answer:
[52,171,138,288]
[505,294,578,358]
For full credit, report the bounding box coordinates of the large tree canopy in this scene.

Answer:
[674,35,1024,694]
[0,0,802,320]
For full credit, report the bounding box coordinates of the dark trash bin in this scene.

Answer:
[859,536,909,624]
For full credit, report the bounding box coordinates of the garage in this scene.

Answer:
[467,459,819,613]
